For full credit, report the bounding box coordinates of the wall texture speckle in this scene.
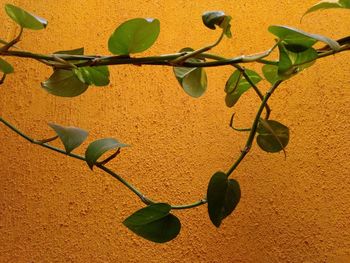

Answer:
[0,0,349,262]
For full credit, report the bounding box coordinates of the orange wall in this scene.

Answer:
[1,0,349,262]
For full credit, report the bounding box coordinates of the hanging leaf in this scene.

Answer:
[207,171,240,227]
[0,58,14,74]
[303,0,350,17]
[277,42,318,78]
[262,64,282,85]
[256,119,289,153]
[108,18,160,55]
[5,4,47,30]
[269,25,340,51]
[123,203,181,243]
[225,69,262,107]
[74,66,110,86]
[48,123,88,154]
[173,53,207,98]
[41,69,89,97]
[85,138,129,169]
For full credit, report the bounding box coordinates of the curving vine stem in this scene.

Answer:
[0,2,349,243]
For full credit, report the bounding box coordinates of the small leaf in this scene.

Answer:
[269,25,340,51]
[202,11,226,30]
[108,18,160,55]
[0,57,14,74]
[225,69,262,107]
[123,203,181,243]
[85,138,129,169]
[303,0,350,17]
[5,4,47,30]
[262,64,282,85]
[74,66,110,86]
[256,119,289,153]
[207,171,240,227]
[41,69,89,97]
[48,123,88,154]
[173,58,207,98]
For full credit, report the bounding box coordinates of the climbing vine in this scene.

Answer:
[0,1,349,243]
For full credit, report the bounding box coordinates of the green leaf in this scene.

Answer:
[173,59,207,98]
[108,18,160,55]
[207,171,240,227]
[54,48,84,55]
[201,11,232,38]
[262,64,282,85]
[85,138,129,169]
[303,0,350,17]
[123,203,181,243]
[256,119,289,153]
[277,43,318,77]
[74,66,110,86]
[225,69,262,108]
[48,123,88,154]
[123,203,171,226]
[41,69,89,97]
[269,25,340,51]
[0,57,14,74]
[5,4,47,30]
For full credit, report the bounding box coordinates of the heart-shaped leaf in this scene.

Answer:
[74,66,110,86]
[123,203,181,243]
[48,123,88,154]
[85,138,129,169]
[269,25,340,51]
[207,171,241,227]
[303,0,350,17]
[256,119,289,153]
[225,69,262,108]
[173,50,208,98]
[0,58,14,74]
[277,43,318,77]
[5,4,47,30]
[108,18,160,55]
[41,69,89,97]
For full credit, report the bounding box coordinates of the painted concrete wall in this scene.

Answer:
[0,0,349,262]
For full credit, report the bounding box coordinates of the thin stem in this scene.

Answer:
[0,74,6,85]
[0,117,206,210]
[226,80,283,177]
[171,30,225,64]
[0,27,23,51]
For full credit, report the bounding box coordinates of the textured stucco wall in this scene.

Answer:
[0,0,349,262]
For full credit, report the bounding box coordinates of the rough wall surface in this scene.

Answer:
[0,0,349,262]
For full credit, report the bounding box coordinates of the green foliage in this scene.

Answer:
[0,1,349,244]
[5,4,47,30]
[123,203,181,243]
[85,138,129,169]
[303,0,350,17]
[256,119,289,153]
[48,123,88,154]
[207,171,240,227]
[173,48,208,98]
[74,66,110,86]
[0,58,14,74]
[269,25,340,51]
[108,18,160,55]
[41,69,89,97]
[225,69,262,107]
